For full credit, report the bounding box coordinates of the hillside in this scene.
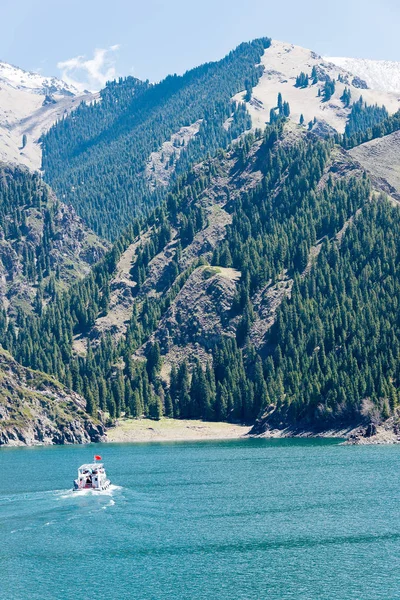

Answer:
[40,38,400,241]
[238,40,399,133]
[5,113,399,435]
[1,36,400,444]
[349,130,400,199]
[40,38,270,238]
[0,347,105,446]
[0,61,92,170]
[0,163,108,319]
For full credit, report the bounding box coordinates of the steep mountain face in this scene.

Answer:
[238,40,399,134]
[0,163,108,319]
[0,348,105,446]
[0,61,93,170]
[0,163,108,446]
[326,56,400,94]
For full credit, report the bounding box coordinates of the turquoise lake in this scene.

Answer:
[1,438,400,599]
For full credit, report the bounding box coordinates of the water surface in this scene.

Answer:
[1,438,400,599]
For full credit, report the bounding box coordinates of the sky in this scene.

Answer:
[2,0,400,91]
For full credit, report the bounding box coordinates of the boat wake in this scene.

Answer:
[58,484,122,500]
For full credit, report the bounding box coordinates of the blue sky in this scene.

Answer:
[2,0,400,90]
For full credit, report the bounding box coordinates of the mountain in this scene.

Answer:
[41,39,400,240]
[1,36,400,444]
[326,56,400,94]
[0,61,94,170]
[0,61,79,95]
[5,115,399,434]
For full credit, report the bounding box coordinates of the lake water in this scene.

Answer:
[1,438,400,599]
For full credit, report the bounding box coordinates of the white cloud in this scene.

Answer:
[57,45,120,93]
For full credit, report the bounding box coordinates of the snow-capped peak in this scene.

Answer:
[325,56,400,94]
[0,61,80,96]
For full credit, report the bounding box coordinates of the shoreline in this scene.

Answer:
[250,427,351,440]
[251,423,400,446]
[2,419,398,447]
[105,418,394,446]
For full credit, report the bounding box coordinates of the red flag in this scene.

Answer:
[94,455,102,461]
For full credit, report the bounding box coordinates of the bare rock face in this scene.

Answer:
[0,420,106,447]
[0,348,106,446]
[148,266,240,370]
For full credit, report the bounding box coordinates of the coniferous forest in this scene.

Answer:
[1,35,400,439]
[41,38,271,239]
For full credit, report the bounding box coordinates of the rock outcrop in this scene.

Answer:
[0,348,106,446]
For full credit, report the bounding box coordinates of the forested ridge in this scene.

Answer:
[3,112,399,432]
[0,164,107,317]
[42,38,270,239]
[261,197,400,429]
[341,102,400,149]
[1,33,400,437]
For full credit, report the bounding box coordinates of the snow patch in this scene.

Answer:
[326,57,400,94]
[0,61,95,170]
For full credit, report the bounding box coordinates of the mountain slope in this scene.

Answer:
[349,131,400,200]
[9,117,397,429]
[0,61,92,170]
[40,38,400,241]
[0,348,105,446]
[253,197,400,433]
[326,56,400,94]
[41,38,270,239]
[0,163,108,319]
[238,40,400,133]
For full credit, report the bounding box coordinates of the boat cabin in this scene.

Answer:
[76,463,105,490]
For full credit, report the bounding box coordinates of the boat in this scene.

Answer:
[73,455,111,491]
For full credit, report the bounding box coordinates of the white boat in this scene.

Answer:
[73,455,111,491]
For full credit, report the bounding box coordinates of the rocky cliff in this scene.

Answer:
[0,348,105,446]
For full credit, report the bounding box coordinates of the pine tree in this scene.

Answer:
[311,66,318,84]
[164,391,174,417]
[146,341,162,382]
[277,92,283,112]
[149,395,163,420]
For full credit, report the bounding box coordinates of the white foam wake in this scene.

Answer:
[58,484,122,500]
